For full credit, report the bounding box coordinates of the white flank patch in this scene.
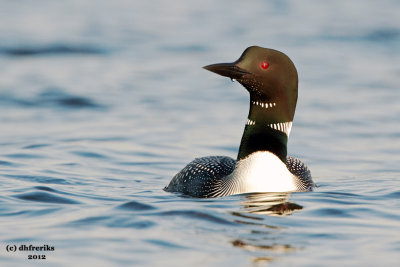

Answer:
[226,151,297,194]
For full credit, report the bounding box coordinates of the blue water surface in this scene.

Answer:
[0,0,399,266]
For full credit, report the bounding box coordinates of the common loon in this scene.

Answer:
[164,46,315,198]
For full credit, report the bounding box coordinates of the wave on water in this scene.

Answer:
[4,174,70,185]
[0,88,105,110]
[320,27,400,43]
[14,191,80,204]
[0,44,106,57]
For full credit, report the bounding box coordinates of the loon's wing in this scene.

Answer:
[286,156,315,190]
[164,156,236,198]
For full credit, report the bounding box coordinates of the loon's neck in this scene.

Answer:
[237,99,291,163]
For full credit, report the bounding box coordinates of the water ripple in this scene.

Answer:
[0,44,106,57]
[0,88,104,110]
[22,144,51,149]
[38,88,104,109]
[145,239,186,249]
[161,44,209,53]
[34,186,60,192]
[108,218,156,229]
[13,192,80,204]
[116,201,156,211]
[320,27,400,43]
[0,160,18,166]
[5,153,45,159]
[72,151,109,159]
[156,210,237,225]
[67,215,155,229]
[383,190,400,199]
[309,207,355,218]
[68,216,109,226]
[5,174,70,185]
[366,28,400,42]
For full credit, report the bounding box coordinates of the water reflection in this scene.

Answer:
[232,239,298,264]
[240,192,303,216]
[230,193,303,264]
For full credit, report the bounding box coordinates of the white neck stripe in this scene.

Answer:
[246,119,256,125]
[251,101,276,109]
[246,120,293,136]
[268,121,292,136]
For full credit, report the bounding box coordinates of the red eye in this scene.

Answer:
[261,61,269,70]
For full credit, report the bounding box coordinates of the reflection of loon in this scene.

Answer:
[165,46,315,198]
[239,193,303,216]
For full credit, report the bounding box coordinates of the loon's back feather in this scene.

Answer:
[164,156,236,198]
[164,155,314,198]
[286,156,314,190]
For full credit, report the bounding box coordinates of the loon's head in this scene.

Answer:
[203,46,298,127]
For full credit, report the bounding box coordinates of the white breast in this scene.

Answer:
[227,151,297,194]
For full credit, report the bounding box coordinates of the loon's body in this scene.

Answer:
[165,46,315,198]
